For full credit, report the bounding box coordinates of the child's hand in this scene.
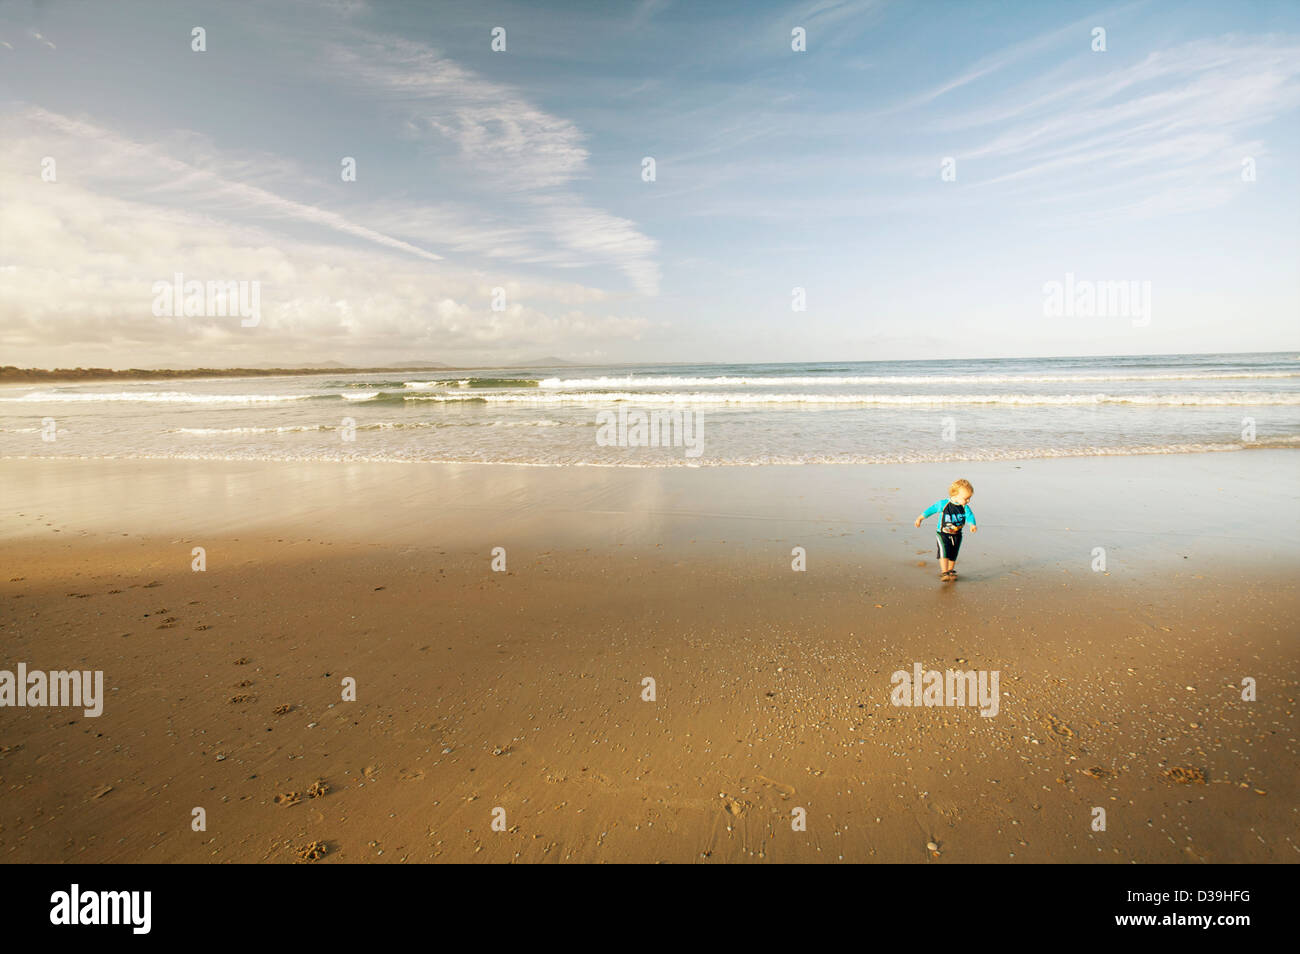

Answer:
[969,525,977,533]
[913,517,922,528]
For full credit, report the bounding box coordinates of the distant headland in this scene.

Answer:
[0,357,575,385]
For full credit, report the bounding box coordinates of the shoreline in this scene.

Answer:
[3,451,1297,563]
[3,351,1292,386]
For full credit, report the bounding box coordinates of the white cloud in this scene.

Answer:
[0,112,650,367]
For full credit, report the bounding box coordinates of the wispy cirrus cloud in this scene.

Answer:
[18,107,445,262]
[665,28,1300,227]
[937,35,1300,218]
[324,32,661,294]
[328,35,590,192]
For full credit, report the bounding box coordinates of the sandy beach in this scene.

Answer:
[2,452,1296,863]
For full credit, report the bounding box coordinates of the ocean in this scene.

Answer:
[3,352,1299,467]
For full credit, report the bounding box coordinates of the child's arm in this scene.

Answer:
[965,505,977,533]
[913,499,946,528]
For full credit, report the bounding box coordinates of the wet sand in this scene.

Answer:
[1,453,1297,863]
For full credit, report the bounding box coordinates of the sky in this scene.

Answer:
[1,0,1298,368]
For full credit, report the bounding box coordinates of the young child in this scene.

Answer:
[914,479,977,581]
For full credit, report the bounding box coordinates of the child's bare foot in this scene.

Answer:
[940,570,955,581]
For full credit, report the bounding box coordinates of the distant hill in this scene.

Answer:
[0,356,566,384]
[513,356,574,367]
[0,365,456,384]
[241,359,450,370]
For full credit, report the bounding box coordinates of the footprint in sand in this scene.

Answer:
[749,775,797,799]
[275,792,302,807]
[727,775,796,812]
[1163,766,1206,784]
[296,840,328,861]
[1044,715,1074,740]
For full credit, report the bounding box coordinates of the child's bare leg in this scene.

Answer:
[939,557,953,575]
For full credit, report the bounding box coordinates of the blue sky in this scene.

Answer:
[2,0,1298,367]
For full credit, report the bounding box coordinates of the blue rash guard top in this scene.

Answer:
[921,499,975,534]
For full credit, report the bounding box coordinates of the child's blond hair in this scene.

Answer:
[949,478,973,497]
